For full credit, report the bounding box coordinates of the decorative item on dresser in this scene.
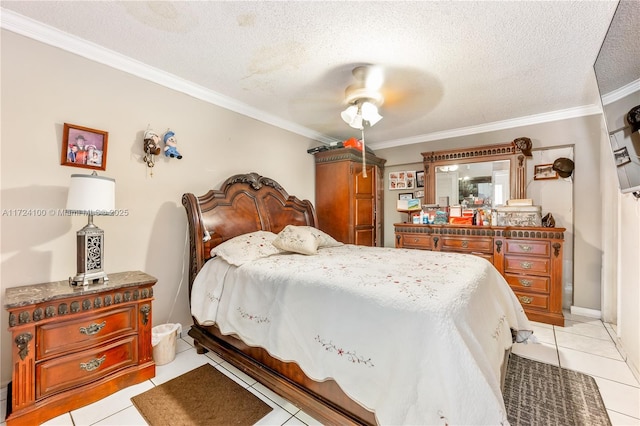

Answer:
[312,147,386,246]
[394,224,565,326]
[3,271,156,426]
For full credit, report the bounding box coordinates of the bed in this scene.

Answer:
[182,172,533,425]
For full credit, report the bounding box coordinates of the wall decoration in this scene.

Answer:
[388,170,415,190]
[399,192,413,200]
[416,170,425,188]
[143,127,162,174]
[163,129,183,159]
[533,164,558,180]
[415,190,424,198]
[613,146,631,167]
[61,123,108,171]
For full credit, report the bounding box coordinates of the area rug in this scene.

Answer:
[131,363,272,426]
[504,354,612,426]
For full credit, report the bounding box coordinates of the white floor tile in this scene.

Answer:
[607,409,640,426]
[70,380,154,425]
[150,347,212,385]
[294,409,324,426]
[562,319,614,340]
[564,311,604,325]
[529,322,556,345]
[558,346,639,387]
[555,329,624,360]
[41,412,74,425]
[215,361,257,387]
[92,405,148,426]
[252,381,302,415]
[282,415,308,425]
[511,340,559,365]
[594,377,640,419]
[249,386,299,426]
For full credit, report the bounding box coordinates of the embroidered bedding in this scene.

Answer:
[191,241,532,425]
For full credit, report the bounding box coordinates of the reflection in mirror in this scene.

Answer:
[435,160,510,208]
[594,0,640,196]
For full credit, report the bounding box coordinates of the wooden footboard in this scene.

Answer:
[188,323,376,425]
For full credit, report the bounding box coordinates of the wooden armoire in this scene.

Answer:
[313,147,386,246]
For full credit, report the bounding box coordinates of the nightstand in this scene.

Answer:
[4,271,156,425]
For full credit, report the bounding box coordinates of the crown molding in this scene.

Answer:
[0,9,336,145]
[601,79,640,106]
[368,104,603,150]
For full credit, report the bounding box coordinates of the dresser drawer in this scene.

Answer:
[37,306,137,360]
[400,234,432,249]
[505,240,550,257]
[36,336,138,399]
[513,291,549,311]
[505,274,550,293]
[440,236,492,253]
[504,256,550,275]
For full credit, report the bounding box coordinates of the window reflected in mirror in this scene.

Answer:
[435,160,510,208]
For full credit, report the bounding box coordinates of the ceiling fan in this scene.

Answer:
[340,65,385,129]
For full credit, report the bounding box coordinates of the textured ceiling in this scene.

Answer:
[1,1,631,149]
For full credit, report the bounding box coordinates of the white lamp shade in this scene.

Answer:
[341,105,358,124]
[361,102,383,126]
[66,173,115,214]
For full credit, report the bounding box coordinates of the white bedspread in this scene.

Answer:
[191,245,532,425]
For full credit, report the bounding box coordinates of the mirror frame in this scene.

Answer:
[421,142,527,205]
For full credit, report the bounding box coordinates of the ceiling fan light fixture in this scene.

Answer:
[360,101,382,126]
[340,105,358,124]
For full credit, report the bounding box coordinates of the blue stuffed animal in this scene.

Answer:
[163,130,183,159]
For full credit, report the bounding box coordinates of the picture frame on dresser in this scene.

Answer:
[61,123,108,171]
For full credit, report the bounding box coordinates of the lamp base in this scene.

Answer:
[69,271,109,286]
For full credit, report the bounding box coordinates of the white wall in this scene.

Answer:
[0,31,317,386]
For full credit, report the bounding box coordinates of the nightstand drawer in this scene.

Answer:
[440,236,492,253]
[399,234,432,249]
[38,306,137,360]
[505,274,550,293]
[505,240,550,256]
[36,336,138,399]
[513,291,549,311]
[504,256,550,275]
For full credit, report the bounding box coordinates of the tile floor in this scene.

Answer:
[2,311,639,425]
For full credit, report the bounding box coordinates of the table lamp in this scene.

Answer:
[66,171,116,286]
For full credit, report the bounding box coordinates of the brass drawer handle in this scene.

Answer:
[518,296,533,304]
[519,244,532,251]
[520,261,532,269]
[461,240,468,248]
[80,355,106,372]
[80,321,106,336]
[414,238,419,243]
[519,279,532,287]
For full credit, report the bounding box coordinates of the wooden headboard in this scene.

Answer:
[182,172,317,289]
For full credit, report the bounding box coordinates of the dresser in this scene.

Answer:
[4,271,156,426]
[313,148,386,246]
[395,224,565,326]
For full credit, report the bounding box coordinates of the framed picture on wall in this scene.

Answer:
[399,192,414,200]
[416,171,425,188]
[533,163,558,180]
[61,123,109,171]
[613,146,631,167]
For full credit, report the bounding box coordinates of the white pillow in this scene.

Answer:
[210,231,284,266]
[272,225,343,255]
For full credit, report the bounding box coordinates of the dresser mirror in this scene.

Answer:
[422,142,526,206]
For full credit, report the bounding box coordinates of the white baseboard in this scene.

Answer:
[570,305,602,319]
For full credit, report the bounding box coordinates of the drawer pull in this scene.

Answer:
[80,355,106,372]
[414,238,419,243]
[461,240,468,248]
[518,296,533,304]
[80,321,106,336]
[519,244,532,251]
[520,261,532,269]
[519,279,532,287]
